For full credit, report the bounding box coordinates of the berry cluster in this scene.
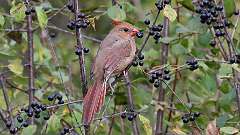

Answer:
[144,18,163,44]
[48,93,65,104]
[25,6,35,16]
[149,69,171,88]
[75,47,90,56]
[60,127,70,135]
[120,111,138,121]
[5,101,50,134]
[155,0,171,11]
[195,0,231,38]
[67,13,90,30]
[132,53,144,67]
[181,112,200,123]
[186,59,198,71]
[229,54,240,64]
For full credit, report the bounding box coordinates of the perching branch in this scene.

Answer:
[123,71,140,135]
[155,16,169,135]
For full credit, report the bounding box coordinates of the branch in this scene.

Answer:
[123,71,140,135]
[74,0,88,97]
[24,0,34,124]
[155,16,169,135]
[164,58,178,134]
[0,75,13,126]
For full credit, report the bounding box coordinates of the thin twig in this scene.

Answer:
[124,71,140,135]
[46,99,83,109]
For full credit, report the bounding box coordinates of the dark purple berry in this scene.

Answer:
[50,32,56,38]
[189,114,195,121]
[35,114,40,119]
[132,61,138,67]
[48,95,55,101]
[164,69,170,74]
[138,53,144,60]
[27,111,33,117]
[182,117,189,123]
[127,114,134,121]
[121,113,126,119]
[58,100,64,104]
[56,94,63,101]
[230,57,236,64]
[78,13,86,18]
[6,121,11,128]
[25,9,31,15]
[17,116,23,123]
[9,127,17,134]
[44,115,50,120]
[144,19,150,25]
[154,80,160,88]
[193,112,201,117]
[210,40,216,47]
[163,75,170,80]
[136,31,144,38]
[22,121,29,127]
[83,48,90,53]
[234,10,239,15]
[139,61,144,66]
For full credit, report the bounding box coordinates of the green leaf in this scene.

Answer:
[178,0,195,11]
[163,5,177,22]
[107,6,126,21]
[8,59,23,75]
[220,127,239,134]
[47,114,61,134]
[36,6,48,29]
[216,114,229,127]
[220,80,231,94]
[21,125,37,135]
[197,32,212,47]
[139,115,152,135]
[0,15,5,27]
[224,0,236,17]
[10,3,26,22]
[171,44,187,56]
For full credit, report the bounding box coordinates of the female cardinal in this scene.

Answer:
[83,20,139,125]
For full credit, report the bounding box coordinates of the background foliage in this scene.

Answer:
[0,0,240,134]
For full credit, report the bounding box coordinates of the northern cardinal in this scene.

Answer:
[83,20,139,125]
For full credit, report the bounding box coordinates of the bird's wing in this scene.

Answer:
[103,39,136,79]
[90,34,119,80]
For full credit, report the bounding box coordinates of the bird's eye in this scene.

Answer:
[123,28,129,32]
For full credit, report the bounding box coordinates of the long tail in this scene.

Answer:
[83,80,106,125]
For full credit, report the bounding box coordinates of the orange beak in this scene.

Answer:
[130,28,139,37]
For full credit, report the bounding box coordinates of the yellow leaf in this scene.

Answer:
[8,59,23,75]
[163,5,177,22]
[172,127,187,135]
[139,115,152,135]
